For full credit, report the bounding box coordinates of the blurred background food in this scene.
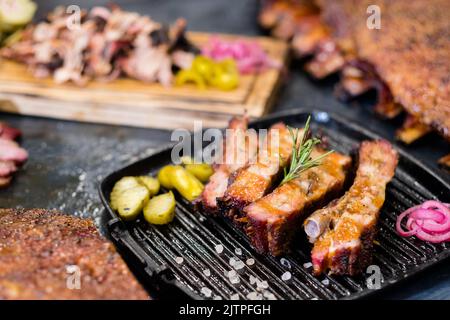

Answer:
[259,0,450,167]
[0,0,36,46]
[0,3,288,129]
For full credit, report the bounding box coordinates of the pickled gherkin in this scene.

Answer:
[137,176,160,196]
[170,165,204,201]
[157,165,176,189]
[143,191,176,225]
[0,0,36,32]
[185,163,213,183]
[110,177,141,210]
[115,185,149,221]
[180,156,213,183]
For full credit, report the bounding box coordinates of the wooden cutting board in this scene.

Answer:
[0,32,289,130]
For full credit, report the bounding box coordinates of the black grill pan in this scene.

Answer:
[99,109,450,300]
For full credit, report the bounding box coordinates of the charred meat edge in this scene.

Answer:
[245,149,352,256]
[305,140,398,275]
[217,123,297,227]
[199,115,258,214]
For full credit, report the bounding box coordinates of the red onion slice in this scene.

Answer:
[201,37,280,74]
[396,208,419,236]
[410,208,445,223]
[416,228,450,243]
[396,200,450,243]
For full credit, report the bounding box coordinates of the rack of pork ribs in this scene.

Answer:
[199,116,398,276]
[0,122,28,188]
[258,0,450,168]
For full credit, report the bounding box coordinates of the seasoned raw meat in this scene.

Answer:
[0,209,148,300]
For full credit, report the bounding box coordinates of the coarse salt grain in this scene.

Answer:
[281,271,292,281]
[257,280,269,290]
[234,260,245,270]
[175,257,184,264]
[203,269,211,277]
[229,257,237,266]
[227,270,237,278]
[321,279,330,286]
[230,293,240,300]
[235,248,242,255]
[263,291,277,300]
[249,275,258,285]
[229,275,240,285]
[201,287,212,298]
[246,292,263,300]
[246,258,255,266]
[213,295,223,300]
[215,244,224,254]
[303,262,313,269]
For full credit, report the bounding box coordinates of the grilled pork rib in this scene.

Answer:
[318,0,450,140]
[218,123,297,226]
[336,60,403,119]
[305,140,398,275]
[259,0,320,42]
[0,209,148,300]
[200,116,258,214]
[245,149,351,256]
[260,0,450,154]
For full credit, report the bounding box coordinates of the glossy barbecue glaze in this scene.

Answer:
[218,123,297,224]
[308,140,398,275]
[246,149,352,256]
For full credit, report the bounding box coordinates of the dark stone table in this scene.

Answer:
[1,0,449,299]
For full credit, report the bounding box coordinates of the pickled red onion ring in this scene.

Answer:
[201,37,281,74]
[396,200,450,243]
[410,209,445,223]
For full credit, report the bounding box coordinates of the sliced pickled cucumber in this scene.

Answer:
[113,176,141,191]
[0,0,36,28]
[157,165,176,189]
[110,177,141,210]
[116,185,149,221]
[137,176,160,196]
[110,191,120,210]
[170,166,204,201]
[179,156,213,182]
[185,163,213,183]
[143,191,176,225]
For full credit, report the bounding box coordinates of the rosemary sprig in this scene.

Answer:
[280,116,333,185]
